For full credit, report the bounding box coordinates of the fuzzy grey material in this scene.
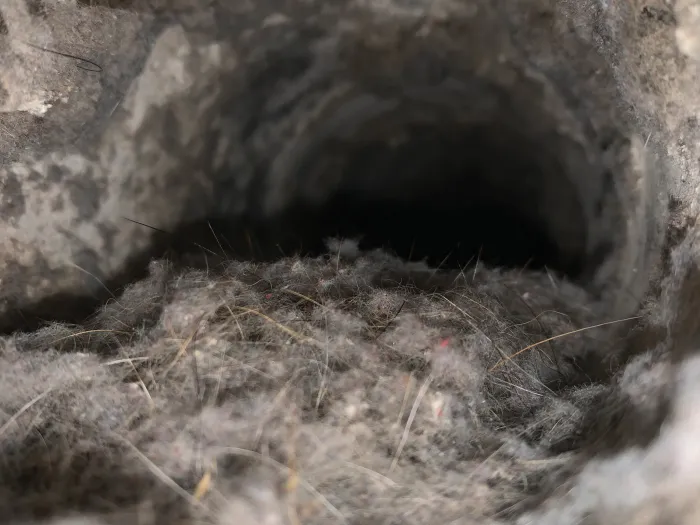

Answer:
[0,250,637,524]
[0,239,697,525]
[1,0,700,524]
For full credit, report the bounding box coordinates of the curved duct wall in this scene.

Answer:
[252,82,606,278]
[204,6,666,318]
[0,0,669,327]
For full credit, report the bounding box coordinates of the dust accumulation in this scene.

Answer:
[1,0,700,524]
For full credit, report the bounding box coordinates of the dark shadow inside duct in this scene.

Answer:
[276,120,587,276]
[206,93,602,282]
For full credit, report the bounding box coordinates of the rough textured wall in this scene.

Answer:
[0,0,700,524]
[0,0,684,329]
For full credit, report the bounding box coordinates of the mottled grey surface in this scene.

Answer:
[0,0,686,331]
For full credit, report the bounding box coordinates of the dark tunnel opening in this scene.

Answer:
[284,121,585,276]
[309,188,568,273]
[160,67,618,289]
[220,105,593,281]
